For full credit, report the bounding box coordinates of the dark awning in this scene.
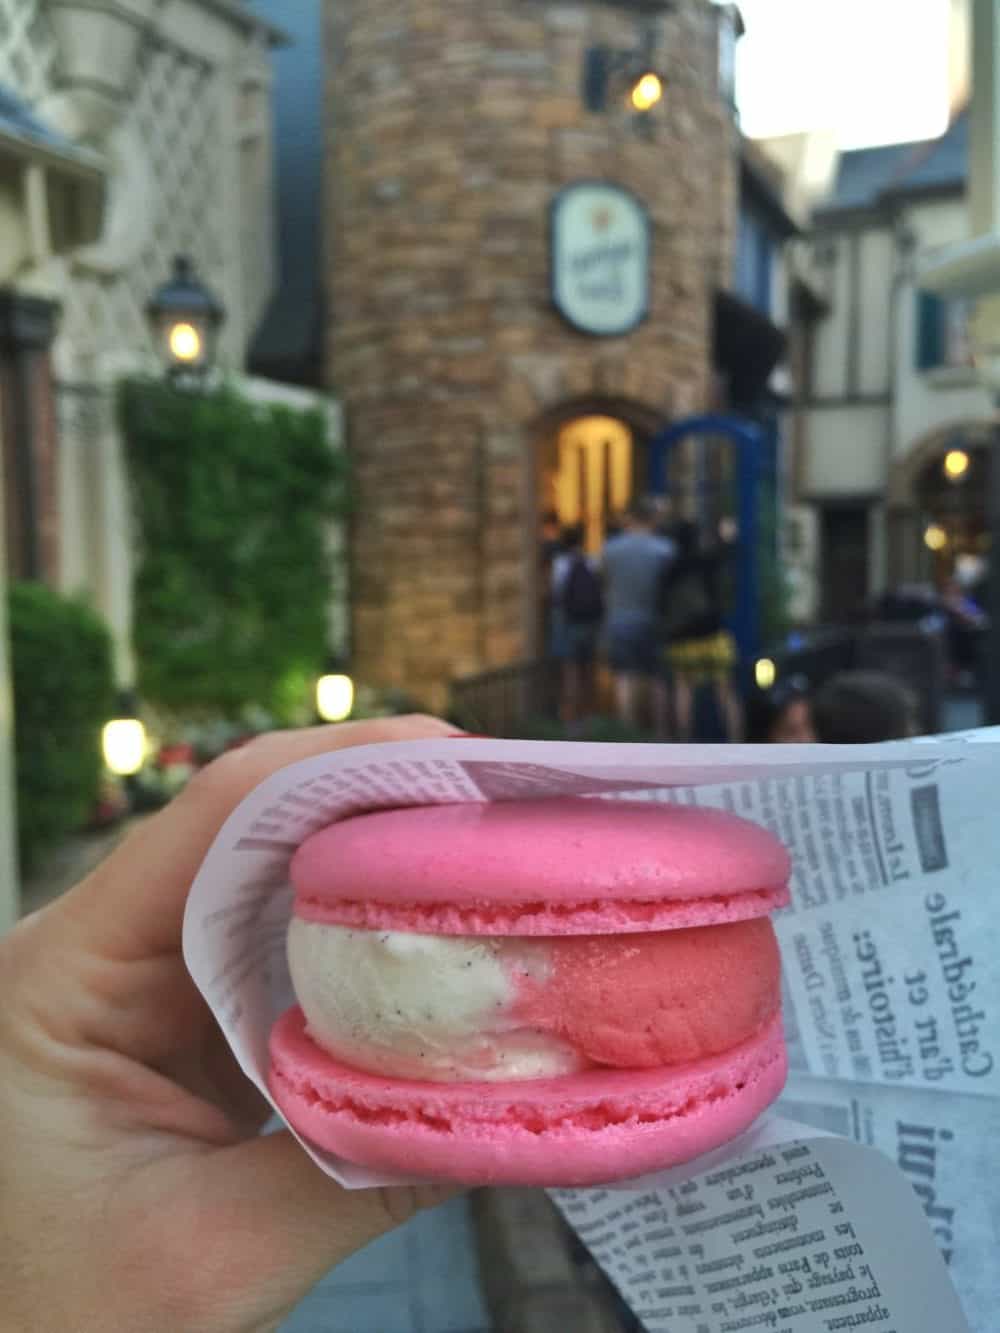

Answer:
[713,289,787,407]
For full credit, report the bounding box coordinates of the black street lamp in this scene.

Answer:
[582,11,673,115]
[146,255,225,382]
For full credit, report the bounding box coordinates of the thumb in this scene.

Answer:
[186,1131,461,1330]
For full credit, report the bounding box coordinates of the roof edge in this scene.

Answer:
[740,145,801,238]
[0,121,106,182]
[196,0,289,45]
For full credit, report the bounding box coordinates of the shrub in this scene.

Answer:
[8,582,115,871]
[118,378,349,726]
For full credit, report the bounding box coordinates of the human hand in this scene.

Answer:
[0,716,460,1332]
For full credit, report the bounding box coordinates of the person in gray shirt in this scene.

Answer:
[602,497,675,734]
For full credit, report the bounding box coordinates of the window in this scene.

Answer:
[822,505,870,622]
[915,291,974,372]
[736,209,773,315]
[718,10,738,107]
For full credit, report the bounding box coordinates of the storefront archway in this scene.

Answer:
[649,414,768,665]
[525,395,666,656]
[887,419,996,586]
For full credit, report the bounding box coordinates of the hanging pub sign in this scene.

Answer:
[550,182,651,337]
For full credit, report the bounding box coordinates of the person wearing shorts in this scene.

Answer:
[661,521,742,741]
[552,525,601,726]
[602,498,674,734]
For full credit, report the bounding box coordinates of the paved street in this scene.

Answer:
[279,1194,490,1333]
[18,817,145,917]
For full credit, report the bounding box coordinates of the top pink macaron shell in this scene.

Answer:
[290,797,791,936]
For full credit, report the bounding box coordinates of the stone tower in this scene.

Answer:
[325,0,737,708]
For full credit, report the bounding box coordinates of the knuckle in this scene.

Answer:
[180,742,270,806]
[374,1184,456,1230]
[181,748,243,801]
[375,1186,422,1229]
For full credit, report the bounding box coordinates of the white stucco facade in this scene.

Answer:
[804,196,988,485]
[894,198,991,457]
[2,0,278,368]
[794,134,991,610]
[0,0,284,680]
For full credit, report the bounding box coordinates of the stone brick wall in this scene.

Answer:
[326,0,738,708]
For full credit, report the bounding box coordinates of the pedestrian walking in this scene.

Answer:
[661,521,743,741]
[602,498,675,735]
[551,524,602,727]
[539,510,564,659]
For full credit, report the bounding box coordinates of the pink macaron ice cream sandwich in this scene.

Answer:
[268,797,791,1186]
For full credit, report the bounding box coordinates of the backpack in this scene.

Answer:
[563,556,604,624]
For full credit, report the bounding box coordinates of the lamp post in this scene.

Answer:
[102,689,147,818]
[146,255,225,383]
[583,49,666,113]
[315,657,355,724]
[582,11,673,115]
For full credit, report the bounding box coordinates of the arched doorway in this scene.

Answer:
[528,397,662,655]
[888,421,995,590]
[914,442,990,586]
[648,414,768,665]
[539,415,639,554]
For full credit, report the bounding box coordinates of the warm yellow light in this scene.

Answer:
[168,321,202,364]
[755,658,777,691]
[102,719,147,777]
[317,673,355,723]
[924,523,948,552]
[943,448,970,481]
[630,72,663,113]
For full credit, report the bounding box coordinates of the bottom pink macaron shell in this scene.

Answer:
[268,1007,788,1188]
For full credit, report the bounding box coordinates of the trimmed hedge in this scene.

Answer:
[118,378,348,726]
[9,582,115,872]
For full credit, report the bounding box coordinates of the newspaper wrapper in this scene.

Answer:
[183,733,1000,1332]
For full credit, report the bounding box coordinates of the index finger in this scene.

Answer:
[59,715,458,958]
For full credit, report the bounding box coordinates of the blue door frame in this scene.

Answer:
[648,414,765,667]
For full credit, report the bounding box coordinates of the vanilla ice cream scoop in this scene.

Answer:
[288,919,586,1081]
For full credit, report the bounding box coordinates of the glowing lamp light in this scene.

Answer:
[630,72,663,112]
[102,718,147,777]
[755,658,778,691]
[317,673,355,724]
[943,449,970,482]
[924,523,948,553]
[147,255,225,381]
[168,321,203,365]
[582,46,667,115]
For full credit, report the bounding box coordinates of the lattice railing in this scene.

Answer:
[0,6,231,363]
[0,0,58,105]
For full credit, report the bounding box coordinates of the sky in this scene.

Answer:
[730,0,953,149]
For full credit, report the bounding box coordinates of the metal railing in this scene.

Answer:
[449,659,561,737]
[449,621,950,739]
